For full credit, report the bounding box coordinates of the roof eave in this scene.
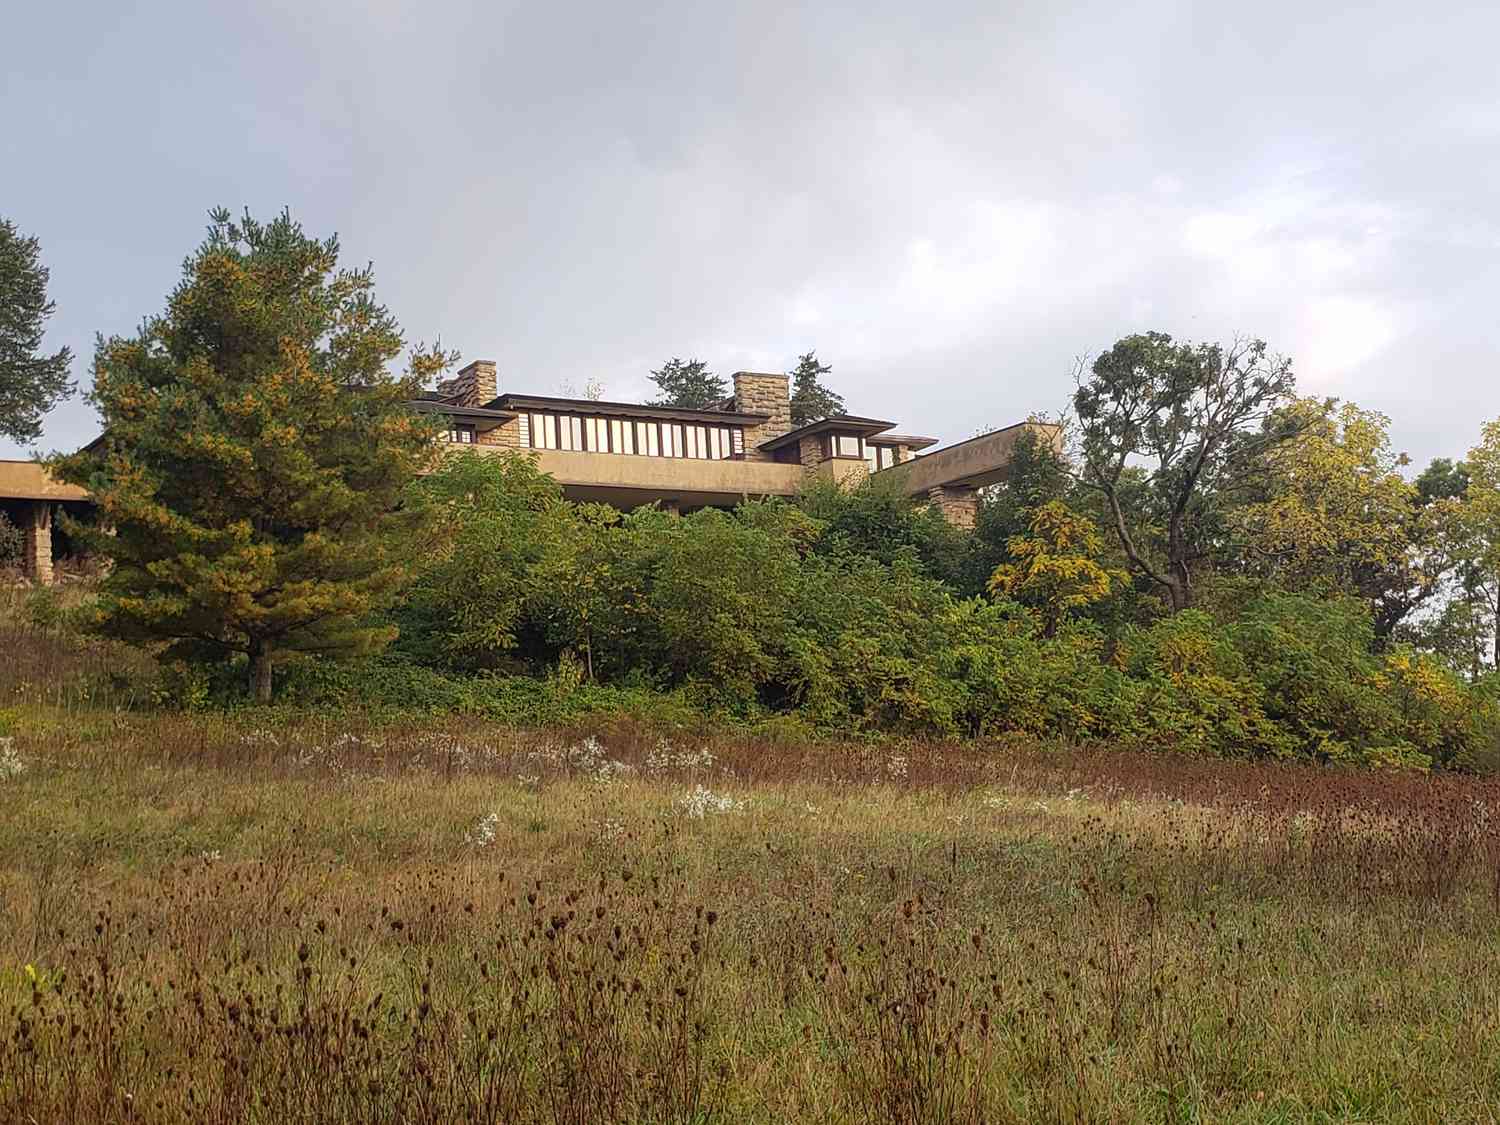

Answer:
[491,393,769,426]
[757,414,897,452]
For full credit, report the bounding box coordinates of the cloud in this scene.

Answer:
[3,0,1498,467]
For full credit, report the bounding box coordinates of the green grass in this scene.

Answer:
[2,714,1500,1121]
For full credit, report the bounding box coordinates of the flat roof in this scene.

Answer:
[756,414,896,452]
[0,460,90,501]
[871,433,938,450]
[406,400,517,429]
[489,393,770,427]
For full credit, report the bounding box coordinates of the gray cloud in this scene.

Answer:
[4,0,1497,463]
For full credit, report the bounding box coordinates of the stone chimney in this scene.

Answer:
[732,372,792,460]
[437,359,498,407]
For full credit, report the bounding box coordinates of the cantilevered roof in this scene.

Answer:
[488,393,769,427]
[756,414,895,453]
[0,460,90,501]
[871,433,938,450]
[406,399,517,429]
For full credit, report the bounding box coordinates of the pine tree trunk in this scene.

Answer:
[249,639,274,704]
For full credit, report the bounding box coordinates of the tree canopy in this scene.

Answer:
[649,357,726,409]
[53,208,448,701]
[788,350,845,425]
[0,217,73,445]
[1073,333,1299,611]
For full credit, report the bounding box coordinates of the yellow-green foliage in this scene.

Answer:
[987,500,1125,635]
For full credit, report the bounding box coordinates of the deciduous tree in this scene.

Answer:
[987,500,1124,636]
[1072,332,1299,611]
[1227,398,1461,640]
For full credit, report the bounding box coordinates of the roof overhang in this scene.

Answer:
[407,399,517,431]
[870,433,938,450]
[756,414,896,453]
[0,460,90,502]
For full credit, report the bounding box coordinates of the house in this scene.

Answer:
[2,359,1048,583]
[408,360,1047,527]
[0,460,90,585]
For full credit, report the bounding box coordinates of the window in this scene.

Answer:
[868,444,896,470]
[835,433,863,458]
[448,423,476,444]
[526,412,558,450]
[523,412,742,460]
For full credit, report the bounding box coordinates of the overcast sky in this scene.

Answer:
[4,0,1497,465]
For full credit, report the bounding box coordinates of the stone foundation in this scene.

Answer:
[22,502,53,584]
[927,484,978,529]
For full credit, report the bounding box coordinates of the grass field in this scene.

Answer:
[3,713,1500,1123]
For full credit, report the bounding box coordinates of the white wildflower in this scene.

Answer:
[646,739,718,775]
[567,736,633,784]
[0,738,24,780]
[678,785,745,819]
[466,812,500,848]
[884,753,909,781]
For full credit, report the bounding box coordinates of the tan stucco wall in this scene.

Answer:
[456,445,804,503]
[877,422,1059,497]
[808,458,870,488]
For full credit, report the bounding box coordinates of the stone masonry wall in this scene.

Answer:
[733,373,792,460]
[927,484,979,529]
[477,416,520,448]
[437,359,499,408]
[799,434,825,470]
[22,501,53,585]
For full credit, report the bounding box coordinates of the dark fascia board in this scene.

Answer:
[406,400,517,430]
[870,433,938,450]
[490,393,769,426]
[756,414,896,452]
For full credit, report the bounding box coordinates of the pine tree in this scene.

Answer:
[649,357,726,409]
[788,350,844,425]
[52,208,450,702]
[0,217,73,445]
